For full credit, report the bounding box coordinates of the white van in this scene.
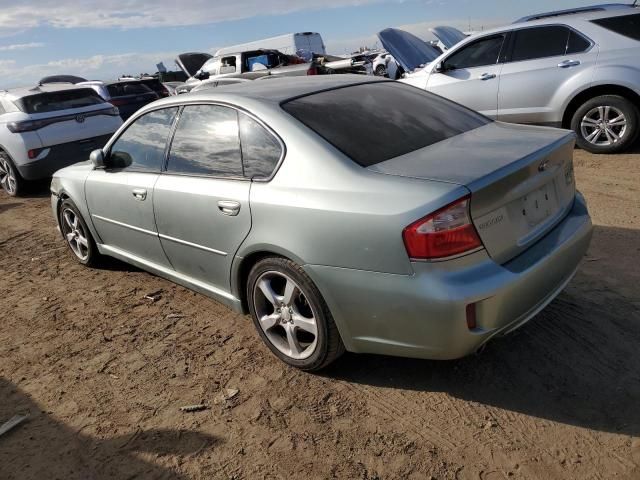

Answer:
[214,32,326,57]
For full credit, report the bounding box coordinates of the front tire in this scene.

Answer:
[247,257,345,371]
[571,95,639,154]
[59,199,101,267]
[0,151,24,197]
[375,65,388,78]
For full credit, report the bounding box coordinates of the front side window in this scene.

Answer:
[109,107,178,171]
[511,26,573,62]
[592,13,640,41]
[239,113,282,179]
[444,35,506,70]
[166,105,243,177]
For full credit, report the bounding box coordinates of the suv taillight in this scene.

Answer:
[306,66,318,76]
[403,196,483,260]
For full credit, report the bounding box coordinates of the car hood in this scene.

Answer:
[429,26,467,49]
[377,28,441,73]
[175,52,213,77]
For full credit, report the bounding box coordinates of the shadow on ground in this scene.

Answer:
[324,225,640,437]
[0,378,219,479]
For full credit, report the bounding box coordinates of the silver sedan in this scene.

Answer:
[51,76,592,371]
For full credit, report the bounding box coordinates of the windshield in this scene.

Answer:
[282,82,490,167]
[16,89,105,114]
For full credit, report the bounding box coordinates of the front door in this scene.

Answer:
[153,104,252,294]
[86,107,178,267]
[426,33,508,118]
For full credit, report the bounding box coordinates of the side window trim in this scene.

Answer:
[502,24,595,64]
[103,106,179,174]
[160,101,286,182]
[443,33,508,70]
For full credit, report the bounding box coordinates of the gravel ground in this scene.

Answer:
[0,147,639,480]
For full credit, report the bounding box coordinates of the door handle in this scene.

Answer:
[479,73,496,81]
[218,200,241,216]
[558,59,581,68]
[132,188,147,201]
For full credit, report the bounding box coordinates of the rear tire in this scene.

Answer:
[571,95,639,154]
[0,151,24,197]
[59,199,101,267]
[247,257,345,371]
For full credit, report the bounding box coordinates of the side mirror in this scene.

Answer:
[434,62,445,73]
[89,149,105,169]
[195,70,210,80]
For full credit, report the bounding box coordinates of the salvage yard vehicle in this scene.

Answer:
[51,76,592,371]
[0,84,122,196]
[381,3,640,154]
[214,32,326,57]
[79,80,160,120]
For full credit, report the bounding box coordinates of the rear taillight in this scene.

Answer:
[306,66,318,76]
[403,196,483,260]
[7,120,46,133]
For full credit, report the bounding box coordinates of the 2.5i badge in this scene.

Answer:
[564,162,575,186]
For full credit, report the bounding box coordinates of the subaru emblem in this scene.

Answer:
[75,114,86,123]
[538,159,549,172]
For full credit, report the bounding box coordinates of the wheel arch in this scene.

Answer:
[232,247,304,314]
[562,84,640,129]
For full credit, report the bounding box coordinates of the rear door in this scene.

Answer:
[426,33,508,117]
[153,104,252,294]
[85,107,178,267]
[498,25,597,124]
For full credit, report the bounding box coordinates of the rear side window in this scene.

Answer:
[109,107,178,171]
[239,113,282,179]
[567,30,592,54]
[444,35,506,70]
[592,13,640,41]
[16,89,104,114]
[282,82,490,167]
[107,82,152,97]
[511,26,572,62]
[167,105,243,177]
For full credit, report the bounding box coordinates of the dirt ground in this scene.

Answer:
[0,146,639,480]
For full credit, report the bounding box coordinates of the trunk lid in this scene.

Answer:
[429,26,467,49]
[369,122,577,264]
[175,52,213,77]
[377,28,441,72]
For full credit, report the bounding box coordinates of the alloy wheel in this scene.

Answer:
[0,157,17,195]
[253,271,318,360]
[580,106,628,147]
[61,208,90,261]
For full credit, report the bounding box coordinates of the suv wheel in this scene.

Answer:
[571,95,639,154]
[375,65,388,77]
[247,257,345,371]
[59,199,101,266]
[0,152,23,197]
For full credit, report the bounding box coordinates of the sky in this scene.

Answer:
[0,0,606,88]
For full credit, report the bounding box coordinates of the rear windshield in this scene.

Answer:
[592,13,640,41]
[16,89,105,114]
[107,82,153,97]
[281,82,490,167]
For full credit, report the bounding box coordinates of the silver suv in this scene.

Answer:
[383,4,640,154]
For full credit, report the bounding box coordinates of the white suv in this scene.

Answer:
[0,84,122,196]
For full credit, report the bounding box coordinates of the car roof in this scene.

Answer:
[462,5,638,39]
[513,3,637,23]
[0,83,99,101]
[148,75,387,109]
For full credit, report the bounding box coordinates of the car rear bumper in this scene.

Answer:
[304,192,593,360]
[15,134,112,180]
